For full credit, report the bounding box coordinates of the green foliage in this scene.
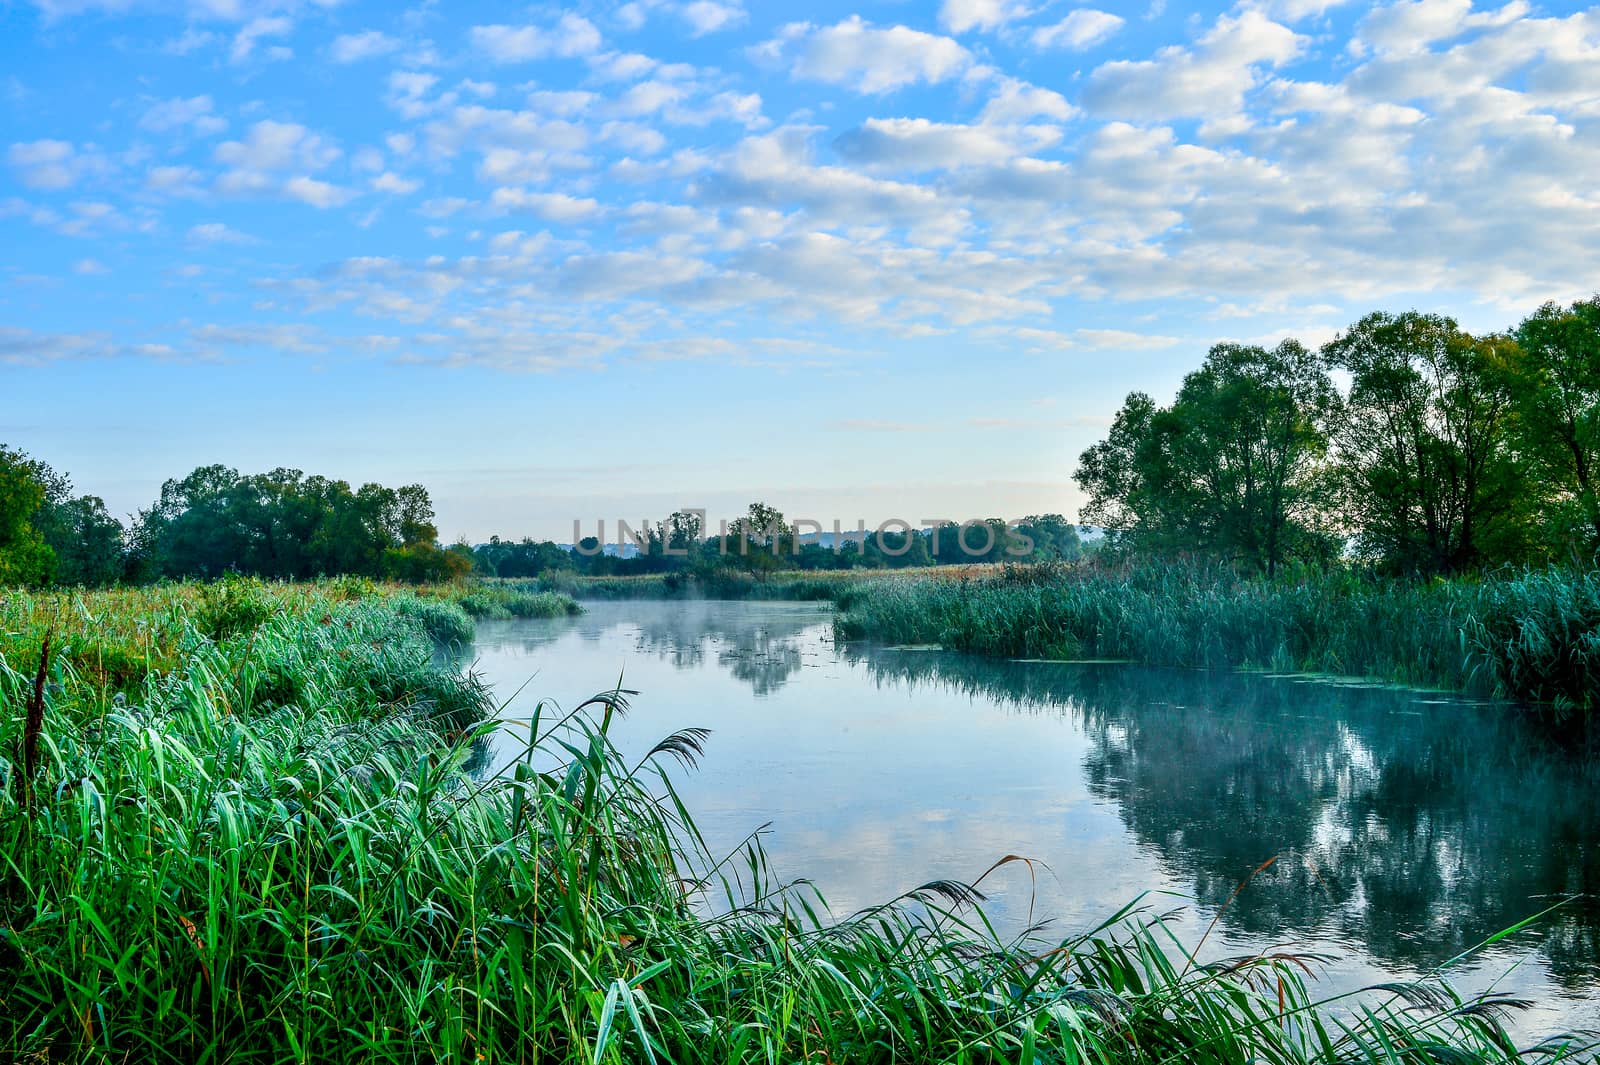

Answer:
[0,444,59,586]
[130,464,446,582]
[1077,300,1600,578]
[380,541,472,583]
[1076,342,1338,576]
[1328,312,1531,573]
[195,574,275,640]
[2,584,1584,1063]
[453,585,583,619]
[390,593,477,646]
[1509,297,1600,555]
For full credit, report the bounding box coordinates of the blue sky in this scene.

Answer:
[3,0,1596,540]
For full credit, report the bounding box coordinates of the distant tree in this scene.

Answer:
[383,542,470,582]
[1508,297,1600,555]
[1325,313,1527,574]
[131,464,451,582]
[40,494,124,586]
[1013,514,1081,562]
[721,502,788,573]
[446,539,477,573]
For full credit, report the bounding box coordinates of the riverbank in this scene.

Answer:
[521,565,995,602]
[832,562,1600,714]
[2,582,1589,1062]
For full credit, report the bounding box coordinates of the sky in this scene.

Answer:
[2,0,1597,541]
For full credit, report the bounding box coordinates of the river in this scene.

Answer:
[467,599,1600,1037]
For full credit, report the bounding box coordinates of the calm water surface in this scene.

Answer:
[468,600,1600,1036]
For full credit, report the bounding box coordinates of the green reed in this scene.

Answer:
[833,561,1600,714]
[0,583,1591,1062]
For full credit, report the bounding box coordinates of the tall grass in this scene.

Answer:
[452,585,583,621]
[1,583,1592,1061]
[833,561,1600,713]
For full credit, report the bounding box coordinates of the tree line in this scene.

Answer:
[0,449,1080,588]
[470,505,1083,578]
[1075,298,1600,576]
[0,455,467,586]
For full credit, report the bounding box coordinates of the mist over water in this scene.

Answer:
[469,600,1600,1038]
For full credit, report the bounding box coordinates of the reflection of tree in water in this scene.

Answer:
[627,603,820,695]
[472,603,826,696]
[716,632,804,697]
[847,647,1600,985]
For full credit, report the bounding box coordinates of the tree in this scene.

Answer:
[1508,297,1600,555]
[1325,312,1526,574]
[40,494,124,586]
[1,444,128,587]
[1075,342,1338,575]
[1076,392,1158,544]
[1014,514,1081,562]
[0,445,54,586]
[131,464,450,582]
[720,502,789,573]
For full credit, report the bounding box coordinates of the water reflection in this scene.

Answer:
[470,600,819,695]
[848,649,1600,986]
[467,601,1600,1030]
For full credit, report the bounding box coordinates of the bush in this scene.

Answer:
[195,574,273,640]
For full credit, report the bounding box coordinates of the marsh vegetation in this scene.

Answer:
[3,586,1592,1062]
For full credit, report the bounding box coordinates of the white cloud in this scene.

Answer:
[7,139,86,189]
[1031,9,1125,51]
[139,95,227,136]
[230,15,291,63]
[11,0,1600,382]
[979,77,1076,123]
[1072,328,1183,350]
[284,175,354,207]
[1353,0,1529,56]
[187,221,254,244]
[469,14,602,62]
[73,257,108,275]
[939,0,1032,35]
[371,171,420,195]
[489,188,603,222]
[588,50,658,82]
[145,164,204,195]
[387,71,446,119]
[1252,0,1359,19]
[834,118,1059,172]
[756,17,972,93]
[330,30,402,63]
[694,128,953,234]
[215,120,338,172]
[1082,10,1303,120]
[213,121,349,206]
[681,1,745,35]
[164,28,218,55]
